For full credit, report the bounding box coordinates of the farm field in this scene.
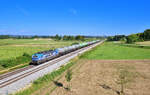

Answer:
[49,59,150,95]
[0,39,82,72]
[80,42,150,59]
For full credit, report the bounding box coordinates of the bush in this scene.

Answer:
[71,42,79,45]
[65,69,72,82]
[75,35,85,41]
[126,34,139,44]
[23,53,30,57]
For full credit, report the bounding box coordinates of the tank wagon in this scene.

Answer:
[31,40,100,65]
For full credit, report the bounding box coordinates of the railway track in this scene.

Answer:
[0,65,34,80]
[0,41,104,94]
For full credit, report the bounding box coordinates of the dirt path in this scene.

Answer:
[49,59,150,95]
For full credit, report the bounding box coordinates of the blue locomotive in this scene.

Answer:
[31,40,100,65]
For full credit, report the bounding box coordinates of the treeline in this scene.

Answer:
[52,34,85,41]
[107,35,126,41]
[0,34,85,41]
[107,29,150,43]
[0,35,11,39]
[0,35,52,39]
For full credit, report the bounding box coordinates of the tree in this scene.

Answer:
[0,35,10,39]
[63,35,68,40]
[107,35,126,41]
[55,34,61,40]
[126,34,139,44]
[113,35,126,41]
[143,29,150,40]
[107,36,114,41]
[63,35,75,41]
[137,33,144,41]
[68,36,75,40]
[75,35,85,41]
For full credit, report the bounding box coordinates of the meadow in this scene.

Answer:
[80,42,150,59]
[0,39,82,72]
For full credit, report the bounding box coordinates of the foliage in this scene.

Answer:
[54,34,85,41]
[120,37,127,43]
[0,35,53,39]
[65,69,72,91]
[126,34,139,44]
[143,29,150,40]
[107,29,150,43]
[71,42,79,45]
[0,35,10,39]
[75,35,85,41]
[65,69,72,82]
[107,35,126,41]
[63,35,75,40]
[136,33,144,41]
[107,36,114,41]
[54,34,62,40]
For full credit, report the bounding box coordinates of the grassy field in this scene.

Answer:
[80,42,150,59]
[0,39,82,71]
[0,39,81,60]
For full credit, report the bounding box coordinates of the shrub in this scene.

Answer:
[126,34,139,44]
[71,42,79,45]
[65,69,72,82]
[23,53,30,57]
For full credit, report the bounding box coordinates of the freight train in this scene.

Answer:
[31,40,100,65]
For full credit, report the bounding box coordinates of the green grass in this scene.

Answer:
[0,39,82,71]
[14,61,76,95]
[80,42,150,59]
[119,44,150,49]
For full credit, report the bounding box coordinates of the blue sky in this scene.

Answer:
[0,0,150,36]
